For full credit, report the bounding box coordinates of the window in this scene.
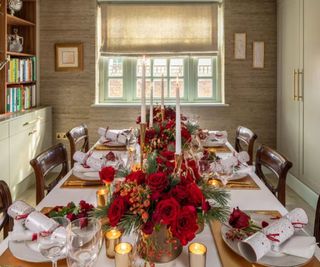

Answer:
[97,2,224,105]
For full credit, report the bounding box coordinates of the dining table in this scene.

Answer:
[0,140,319,267]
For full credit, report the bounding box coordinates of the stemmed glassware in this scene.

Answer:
[38,217,70,267]
[66,217,102,267]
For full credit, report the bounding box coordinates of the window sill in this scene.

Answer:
[92,103,229,108]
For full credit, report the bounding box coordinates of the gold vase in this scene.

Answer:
[137,224,182,263]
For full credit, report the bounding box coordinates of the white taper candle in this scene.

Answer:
[141,56,146,124]
[175,77,181,155]
[149,85,153,127]
[161,74,164,109]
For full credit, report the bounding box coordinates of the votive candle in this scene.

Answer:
[188,242,207,267]
[115,242,132,267]
[96,188,109,207]
[141,56,146,124]
[149,85,153,127]
[175,76,181,155]
[105,229,122,258]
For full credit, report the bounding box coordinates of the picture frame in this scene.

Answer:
[234,33,246,60]
[253,41,265,68]
[55,43,83,72]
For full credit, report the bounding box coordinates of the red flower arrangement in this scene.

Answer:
[99,166,116,184]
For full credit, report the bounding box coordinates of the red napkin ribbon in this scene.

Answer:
[266,233,280,242]
[15,214,29,220]
[83,151,93,168]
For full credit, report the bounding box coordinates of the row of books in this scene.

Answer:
[7,57,37,84]
[6,85,36,113]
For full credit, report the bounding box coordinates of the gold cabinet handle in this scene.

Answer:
[294,69,298,101]
[298,70,303,101]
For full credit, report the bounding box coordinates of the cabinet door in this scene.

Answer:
[277,0,302,177]
[35,121,52,155]
[0,138,10,186]
[302,0,320,192]
[10,127,36,188]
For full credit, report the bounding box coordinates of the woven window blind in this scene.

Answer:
[99,3,218,54]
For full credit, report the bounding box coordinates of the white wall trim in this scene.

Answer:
[287,173,319,210]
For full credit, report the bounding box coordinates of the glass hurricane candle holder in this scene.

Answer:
[105,229,122,258]
[115,242,132,267]
[188,242,207,267]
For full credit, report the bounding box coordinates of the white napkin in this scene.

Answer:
[9,230,37,242]
[73,162,96,173]
[280,236,316,259]
[98,128,127,145]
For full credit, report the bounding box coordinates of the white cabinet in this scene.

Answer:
[277,0,320,193]
[0,107,52,197]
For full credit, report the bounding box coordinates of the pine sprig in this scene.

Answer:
[117,213,143,235]
[186,121,200,135]
[145,152,158,175]
[203,206,230,223]
[116,166,130,178]
[200,182,230,207]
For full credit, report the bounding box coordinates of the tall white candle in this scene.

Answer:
[175,77,181,155]
[141,56,146,124]
[161,74,164,109]
[149,85,153,127]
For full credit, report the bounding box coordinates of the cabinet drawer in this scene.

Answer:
[0,122,9,141]
[9,113,36,136]
[36,107,51,124]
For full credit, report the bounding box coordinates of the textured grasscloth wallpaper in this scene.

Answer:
[39,0,277,151]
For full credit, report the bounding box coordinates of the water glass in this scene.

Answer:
[66,217,102,267]
[38,217,69,267]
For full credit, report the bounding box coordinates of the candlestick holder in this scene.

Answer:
[161,108,165,122]
[174,153,183,174]
[105,229,122,258]
[140,123,147,167]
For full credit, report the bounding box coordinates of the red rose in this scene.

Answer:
[186,183,205,207]
[125,170,146,185]
[171,206,198,245]
[181,127,191,143]
[99,166,116,184]
[187,160,201,181]
[79,200,94,212]
[146,172,169,193]
[202,201,211,212]
[153,197,180,225]
[142,220,155,235]
[170,184,188,204]
[66,213,76,221]
[160,150,175,161]
[229,207,250,229]
[106,152,116,161]
[108,197,126,227]
[145,128,156,142]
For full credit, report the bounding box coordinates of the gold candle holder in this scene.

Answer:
[115,242,132,267]
[140,123,147,167]
[96,188,109,207]
[174,153,183,173]
[161,108,165,122]
[188,242,207,267]
[105,229,122,258]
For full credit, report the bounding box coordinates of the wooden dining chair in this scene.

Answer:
[30,143,69,204]
[255,145,293,206]
[235,126,258,165]
[66,123,89,168]
[0,180,13,238]
[315,196,320,244]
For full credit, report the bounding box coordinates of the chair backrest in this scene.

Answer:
[255,144,293,206]
[315,196,320,244]
[235,126,258,165]
[30,143,68,204]
[0,180,13,238]
[66,124,89,168]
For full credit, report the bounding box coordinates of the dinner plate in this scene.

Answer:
[73,170,100,181]
[9,240,50,263]
[221,213,315,267]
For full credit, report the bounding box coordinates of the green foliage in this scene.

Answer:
[145,152,158,175]
[186,121,200,135]
[117,213,143,235]
[200,182,230,207]
[116,166,130,178]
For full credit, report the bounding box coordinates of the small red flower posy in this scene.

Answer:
[226,207,262,241]
[99,166,116,184]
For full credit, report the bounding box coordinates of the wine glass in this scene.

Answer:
[38,217,70,267]
[66,217,102,267]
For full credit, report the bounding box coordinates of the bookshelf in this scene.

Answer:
[0,0,37,114]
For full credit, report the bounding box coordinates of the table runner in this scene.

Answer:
[209,175,260,190]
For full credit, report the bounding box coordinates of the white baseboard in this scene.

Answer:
[287,173,319,210]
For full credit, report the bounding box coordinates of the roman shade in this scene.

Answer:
[99,3,219,54]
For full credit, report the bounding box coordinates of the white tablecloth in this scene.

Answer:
[1,142,319,266]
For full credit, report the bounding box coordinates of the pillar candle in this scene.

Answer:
[175,76,181,155]
[141,56,146,124]
[149,85,153,127]
[161,74,165,109]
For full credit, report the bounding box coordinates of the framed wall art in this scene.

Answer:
[55,43,83,72]
[253,41,265,68]
[234,33,246,60]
